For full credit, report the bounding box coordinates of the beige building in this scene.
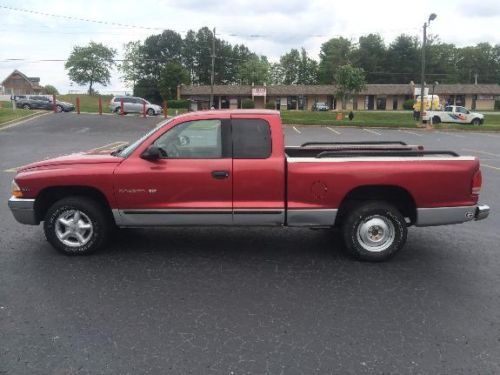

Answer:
[178,84,500,111]
[1,70,46,96]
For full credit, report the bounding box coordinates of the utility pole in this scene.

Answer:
[474,73,478,85]
[210,27,216,108]
[419,13,437,128]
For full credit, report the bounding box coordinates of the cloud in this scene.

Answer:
[457,1,500,17]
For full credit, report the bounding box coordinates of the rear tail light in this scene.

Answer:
[472,169,482,195]
[417,145,424,151]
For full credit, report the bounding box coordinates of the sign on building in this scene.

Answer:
[252,88,266,97]
[414,87,429,96]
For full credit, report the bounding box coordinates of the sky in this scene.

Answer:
[0,0,499,94]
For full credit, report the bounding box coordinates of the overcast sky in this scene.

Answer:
[1,0,499,94]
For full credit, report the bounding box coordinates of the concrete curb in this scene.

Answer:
[0,111,50,131]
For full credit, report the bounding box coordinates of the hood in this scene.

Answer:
[56,100,73,106]
[17,149,122,172]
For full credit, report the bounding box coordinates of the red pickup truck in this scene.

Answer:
[8,110,490,261]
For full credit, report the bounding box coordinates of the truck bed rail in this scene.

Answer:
[315,150,460,158]
[300,141,408,147]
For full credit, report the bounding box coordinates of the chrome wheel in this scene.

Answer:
[356,215,395,253]
[55,209,93,247]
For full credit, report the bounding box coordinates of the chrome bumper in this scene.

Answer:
[416,204,490,227]
[8,196,38,225]
[475,204,490,221]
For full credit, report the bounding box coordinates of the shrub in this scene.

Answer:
[265,102,275,110]
[167,99,190,109]
[241,99,255,109]
[403,99,415,110]
[495,100,500,111]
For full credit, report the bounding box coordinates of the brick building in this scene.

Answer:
[1,70,46,96]
[178,83,500,111]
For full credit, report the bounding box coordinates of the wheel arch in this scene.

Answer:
[34,185,113,223]
[335,185,417,226]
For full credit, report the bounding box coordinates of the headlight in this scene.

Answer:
[11,180,23,198]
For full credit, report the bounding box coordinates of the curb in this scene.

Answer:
[0,111,49,131]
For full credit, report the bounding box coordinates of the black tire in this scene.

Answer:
[432,116,441,124]
[22,104,31,110]
[114,107,121,114]
[341,201,407,262]
[471,118,481,125]
[43,196,112,255]
[147,108,155,116]
[56,105,63,113]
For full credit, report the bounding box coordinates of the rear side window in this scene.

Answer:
[232,119,271,159]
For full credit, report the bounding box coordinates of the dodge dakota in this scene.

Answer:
[8,110,490,261]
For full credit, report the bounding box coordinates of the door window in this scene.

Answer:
[232,119,271,159]
[456,106,467,114]
[153,120,223,159]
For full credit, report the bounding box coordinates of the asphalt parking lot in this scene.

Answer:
[1,113,499,374]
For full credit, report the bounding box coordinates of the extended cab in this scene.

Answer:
[423,105,484,125]
[8,110,490,261]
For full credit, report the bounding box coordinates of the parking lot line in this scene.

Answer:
[292,126,301,134]
[326,127,341,135]
[88,141,128,152]
[435,131,466,138]
[363,128,381,136]
[462,148,500,158]
[399,129,423,137]
[481,164,500,171]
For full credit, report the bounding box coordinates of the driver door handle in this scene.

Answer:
[212,170,230,179]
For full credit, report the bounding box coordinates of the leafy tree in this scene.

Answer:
[353,34,386,83]
[44,85,59,95]
[334,64,366,109]
[158,62,190,100]
[65,42,116,94]
[120,41,143,90]
[140,30,183,81]
[269,62,284,84]
[318,37,352,83]
[297,48,318,84]
[384,34,420,83]
[280,49,300,84]
[237,55,270,85]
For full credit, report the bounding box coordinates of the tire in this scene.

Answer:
[147,108,155,116]
[432,116,441,124]
[22,104,31,110]
[341,201,407,262]
[56,105,63,113]
[43,196,112,255]
[471,118,481,125]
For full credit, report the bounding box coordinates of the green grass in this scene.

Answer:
[280,110,500,130]
[0,105,42,127]
[58,94,113,113]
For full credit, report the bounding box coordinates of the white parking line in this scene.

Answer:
[399,129,423,137]
[435,131,466,138]
[462,148,500,158]
[292,126,301,134]
[481,164,500,171]
[326,127,341,135]
[363,128,381,136]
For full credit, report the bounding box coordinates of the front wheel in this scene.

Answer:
[341,201,407,261]
[44,196,112,255]
[23,104,31,110]
[471,118,481,125]
[147,108,155,116]
[432,116,441,124]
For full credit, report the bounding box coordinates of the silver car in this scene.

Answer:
[109,96,162,116]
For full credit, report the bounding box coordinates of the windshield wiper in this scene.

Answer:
[110,144,128,156]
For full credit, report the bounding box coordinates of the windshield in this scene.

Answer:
[115,118,174,158]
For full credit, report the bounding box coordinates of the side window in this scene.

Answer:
[153,119,222,159]
[445,106,452,112]
[232,119,272,159]
[456,107,467,114]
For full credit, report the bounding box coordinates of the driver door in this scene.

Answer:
[113,118,233,226]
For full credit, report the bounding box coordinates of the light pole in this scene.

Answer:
[431,81,438,110]
[419,13,437,127]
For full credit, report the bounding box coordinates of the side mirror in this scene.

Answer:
[141,145,162,160]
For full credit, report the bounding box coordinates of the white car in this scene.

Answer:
[109,96,162,116]
[423,105,484,125]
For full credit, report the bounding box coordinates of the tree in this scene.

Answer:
[44,85,59,95]
[65,42,116,94]
[237,55,270,85]
[280,49,300,84]
[120,41,143,90]
[353,34,386,83]
[297,48,318,84]
[384,34,420,83]
[158,62,190,100]
[269,63,284,84]
[334,64,366,109]
[318,37,352,83]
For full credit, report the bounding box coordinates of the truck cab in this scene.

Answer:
[423,105,484,125]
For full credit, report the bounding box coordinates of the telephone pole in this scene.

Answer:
[419,13,437,128]
[210,27,216,108]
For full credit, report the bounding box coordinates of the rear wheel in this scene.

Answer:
[471,118,481,125]
[43,196,112,255]
[341,201,407,261]
[56,105,63,113]
[23,104,30,110]
[432,116,441,124]
[147,108,155,116]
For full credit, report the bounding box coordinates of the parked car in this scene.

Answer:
[15,95,75,112]
[422,105,484,125]
[312,102,329,111]
[8,110,489,261]
[109,96,162,116]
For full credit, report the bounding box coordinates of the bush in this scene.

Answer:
[241,99,255,109]
[495,100,500,111]
[265,102,275,110]
[167,99,189,109]
[403,99,415,110]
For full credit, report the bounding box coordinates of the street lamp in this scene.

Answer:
[431,81,439,110]
[419,13,437,127]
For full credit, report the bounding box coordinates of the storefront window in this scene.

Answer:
[287,96,298,110]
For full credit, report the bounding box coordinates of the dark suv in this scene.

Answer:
[16,96,75,112]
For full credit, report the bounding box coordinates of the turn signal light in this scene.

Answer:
[472,169,482,195]
[11,180,23,198]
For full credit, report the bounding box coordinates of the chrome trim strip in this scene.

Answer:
[8,196,38,225]
[287,156,476,163]
[287,209,337,227]
[416,205,477,227]
[233,209,284,226]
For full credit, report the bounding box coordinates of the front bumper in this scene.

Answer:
[8,196,38,225]
[416,204,490,227]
